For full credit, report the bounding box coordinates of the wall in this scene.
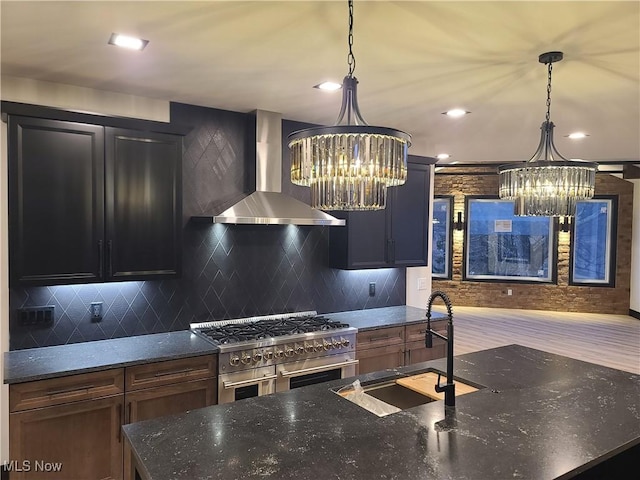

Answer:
[1,113,9,469]
[434,167,634,314]
[630,179,640,315]
[5,101,406,350]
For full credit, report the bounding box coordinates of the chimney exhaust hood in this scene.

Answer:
[213,110,345,226]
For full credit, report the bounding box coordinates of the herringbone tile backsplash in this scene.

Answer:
[9,103,406,350]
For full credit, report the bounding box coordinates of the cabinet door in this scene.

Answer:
[9,395,124,480]
[356,346,405,374]
[404,321,447,365]
[125,378,216,424]
[328,210,388,269]
[105,128,182,280]
[356,327,405,374]
[390,161,430,267]
[8,116,104,285]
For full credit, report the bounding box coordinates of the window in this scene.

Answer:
[570,197,617,286]
[464,197,555,282]
[432,196,453,279]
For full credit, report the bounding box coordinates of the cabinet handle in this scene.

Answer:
[107,240,113,277]
[117,403,122,442]
[47,384,95,397]
[390,239,396,263]
[369,335,390,342]
[125,402,132,424]
[153,368,194,378]
[98,240,103,278]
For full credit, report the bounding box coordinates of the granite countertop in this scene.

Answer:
[325,305,445,331]
[3,305,439,384]
[123,344,640,480]
[3,331,216,384]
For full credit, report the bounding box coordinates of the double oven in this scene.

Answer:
[191,311,358,404]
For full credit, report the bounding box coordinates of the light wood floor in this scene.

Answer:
[430,306,640,374]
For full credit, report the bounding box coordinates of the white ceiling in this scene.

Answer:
[1,1,639,164]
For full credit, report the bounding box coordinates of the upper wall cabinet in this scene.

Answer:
[328,158,433,269]
[6,105,183,286]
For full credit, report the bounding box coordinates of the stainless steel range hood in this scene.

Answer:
[214,110,345,226]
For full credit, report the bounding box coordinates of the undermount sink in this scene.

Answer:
[334,370,481,417]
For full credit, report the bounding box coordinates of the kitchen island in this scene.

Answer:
[123,344,640,480]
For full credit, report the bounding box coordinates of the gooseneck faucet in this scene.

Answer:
[425,291,455,407]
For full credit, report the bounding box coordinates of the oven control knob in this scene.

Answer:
[341,338,350,348]
[295,343,305,355]
[304,342,314,353]
[241,353,252,365]
[323,340,332,350]
[285,346,295,357]
[274,348,284,359]
[313,341,323,352]
[253,351,263,363]
[332,339,341,349]
[264,350,274,360]
[229,355,240,366]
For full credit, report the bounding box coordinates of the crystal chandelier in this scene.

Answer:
[498,52,597,217]
[288,0,411,211]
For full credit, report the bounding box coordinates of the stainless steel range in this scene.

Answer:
[191,311,358,404]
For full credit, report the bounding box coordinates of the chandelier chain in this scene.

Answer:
[347,0,355,76]
[545,61,553,124]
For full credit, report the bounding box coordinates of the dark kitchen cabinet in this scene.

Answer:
[105,128,181,280]
[7,113,182,286]
[7,116,105,285]
[328,158,433,269]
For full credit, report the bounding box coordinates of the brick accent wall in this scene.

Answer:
[434,167,634,314]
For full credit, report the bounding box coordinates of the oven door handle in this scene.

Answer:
[279,359,359,377]
[222,374,278,389]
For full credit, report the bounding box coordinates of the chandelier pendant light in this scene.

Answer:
[288,0,411,211]
[498,51,597,217]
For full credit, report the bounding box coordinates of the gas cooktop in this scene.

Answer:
[190,311,351,346]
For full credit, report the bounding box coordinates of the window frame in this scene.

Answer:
[431,196,453,280]
[569,196,618,287]
[462,195,557,284]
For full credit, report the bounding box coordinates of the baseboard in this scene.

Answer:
[629,309,640,320]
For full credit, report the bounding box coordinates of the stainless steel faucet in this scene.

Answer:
[425,291,455,407]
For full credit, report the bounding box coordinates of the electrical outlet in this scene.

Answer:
[18,306,55,326]
[369,282,376,296]
[90,302,103,321]
[417,278,428,291]
[507,289,513,296]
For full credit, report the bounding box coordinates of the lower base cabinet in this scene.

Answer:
[9,370,125,480]
[356,322,448,375]
[8,355,217,480]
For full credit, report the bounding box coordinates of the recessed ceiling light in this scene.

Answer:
[108,33,149,51]
[314,82,342,91]
[442,109,470,118]
[436,153,451,160]
[566,132,589,139]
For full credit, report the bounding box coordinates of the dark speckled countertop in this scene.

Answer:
[123,345,640,480]
[3,331,216,384]
[326,305,444,331]
[4,305,439,384]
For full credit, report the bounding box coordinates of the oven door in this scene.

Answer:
[276,354,359,392]
[218,365,277,404]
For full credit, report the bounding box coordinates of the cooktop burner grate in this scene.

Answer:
[196,315,350,345]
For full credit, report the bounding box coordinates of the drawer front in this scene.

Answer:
[9,369,124,413]
[125,355,217,391]
[357,326,404,348]
[405,321,446,343]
